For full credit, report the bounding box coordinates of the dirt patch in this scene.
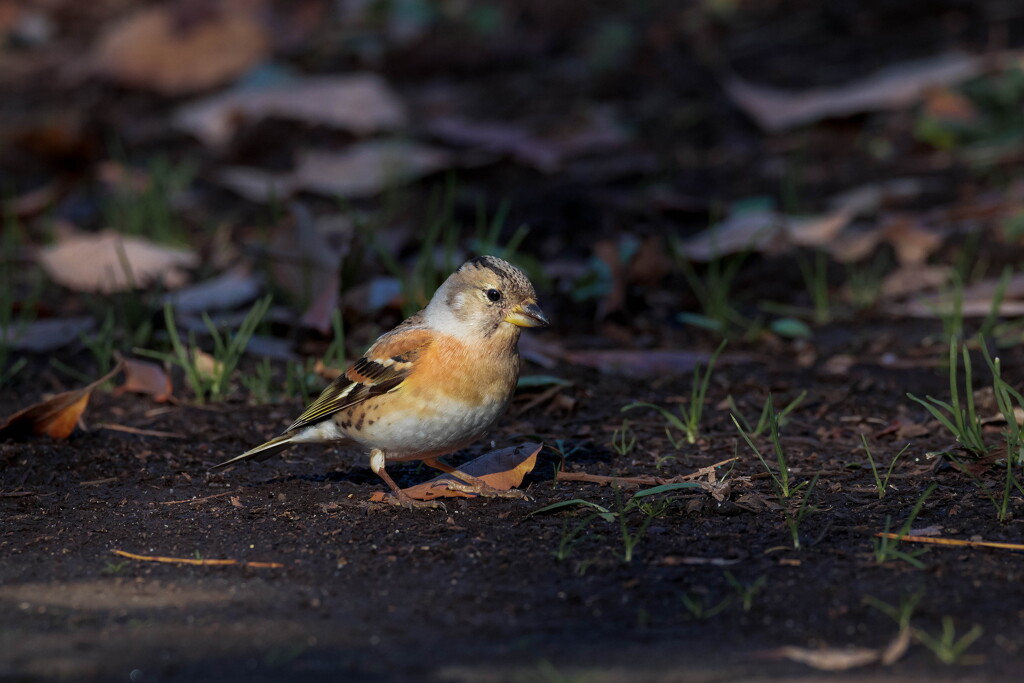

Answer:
[3,345,1024,680]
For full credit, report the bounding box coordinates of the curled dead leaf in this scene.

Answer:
[0,361,123,439]
[368,443,541,502]
[115,358,173,402]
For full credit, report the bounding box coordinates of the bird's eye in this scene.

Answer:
[486,288,502,302]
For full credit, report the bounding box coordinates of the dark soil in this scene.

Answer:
[4,1,1024,681]
[4,323,1024,682]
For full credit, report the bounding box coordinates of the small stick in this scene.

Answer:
[96,423,183,438]
[556,456,738,487]
[111,549,283,568]
[80,477,119,487]
[158,491,236,505]
[874,532,1024,552]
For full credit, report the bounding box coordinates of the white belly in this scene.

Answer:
[346,398,507,460]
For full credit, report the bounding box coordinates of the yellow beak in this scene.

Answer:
[504,300,550,328]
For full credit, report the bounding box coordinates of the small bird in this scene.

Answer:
[213,255,549,507]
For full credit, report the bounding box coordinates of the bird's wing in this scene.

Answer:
[284,327,434,432]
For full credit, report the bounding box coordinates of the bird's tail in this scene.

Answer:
[211,433,296,470]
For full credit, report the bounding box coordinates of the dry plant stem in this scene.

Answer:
[556,456,738,487]
[158,491,236,506]
[96,423,182,438]
[111,549,283,569]
[874,533,1024,551]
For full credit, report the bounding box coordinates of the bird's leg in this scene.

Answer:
[369,449,444,509]
[423,457,528,499]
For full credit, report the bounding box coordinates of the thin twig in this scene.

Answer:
[111,549,283,569]
[556,456,738,487]
[80,477,119,486]
[158,491,236,505]
[874,533,1024,552]
[96,423,183,438]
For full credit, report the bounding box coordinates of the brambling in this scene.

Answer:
[213,255,549,508]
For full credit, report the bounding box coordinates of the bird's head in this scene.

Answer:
[425,255,549,338]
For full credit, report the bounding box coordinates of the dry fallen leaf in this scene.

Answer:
[828,178,927,218]
[217,141,453,202]
[726,51,987,131]
[38,230,198,294]
[175,74,407,149]
[4,316,95,352]
[0,362,122,439]
[921,86,979,124]
[369,443,541,502]
[92,1,269,95]
[892,271,1024,318]
[675,210,851,261]
[879,265,951,299]
[425,108,627,172]
[163,268,262,314]
[881,217,945,266]
[192,348,223,381]
[115,358,173,402]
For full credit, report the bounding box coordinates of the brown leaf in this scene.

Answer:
[891,271,1024,318]
[217,141,453,202]
[726,51,986,132]
[92,1,269,96]
[115,358,173,402]
[880,265,951,298]
[593,239,625,316]
[370,443,541,502]
[881,217,944,266]
[192,348,222,381]
[175,74,407,149]
[922,86,979,124]
[675,210,851,261]
[626,236,673,287]
[0,362,122,439]
[38,230,198,293]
